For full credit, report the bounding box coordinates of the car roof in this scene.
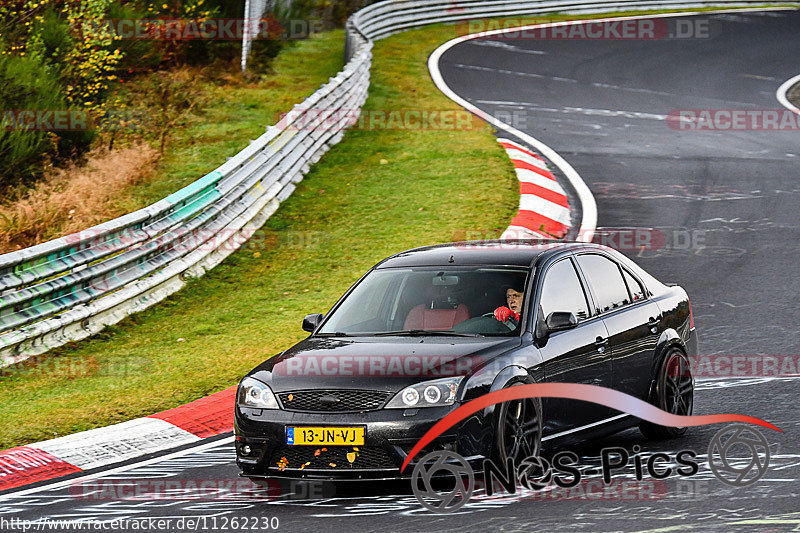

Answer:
[375,240,607,268]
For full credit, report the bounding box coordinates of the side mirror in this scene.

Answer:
[302,313,324,333]
[545,311,578,333]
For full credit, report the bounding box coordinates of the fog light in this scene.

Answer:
[241,445,251,455]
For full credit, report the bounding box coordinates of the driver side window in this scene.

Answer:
[539,259,591,321]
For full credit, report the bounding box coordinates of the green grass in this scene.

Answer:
[1,6,792,448]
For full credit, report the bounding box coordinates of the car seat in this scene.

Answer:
[403,287,470,330]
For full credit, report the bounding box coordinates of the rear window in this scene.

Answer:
[576,254,630,313]
[622,268,646,302]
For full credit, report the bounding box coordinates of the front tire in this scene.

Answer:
[640,348,694,439]
[492,383,543,464]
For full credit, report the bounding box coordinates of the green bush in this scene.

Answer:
[24,6,72,70]
[110,2,164,72]
[0,55,70,191]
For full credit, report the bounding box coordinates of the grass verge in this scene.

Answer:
[0,144,159,250]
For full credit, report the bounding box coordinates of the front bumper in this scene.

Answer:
[234,404,489,480]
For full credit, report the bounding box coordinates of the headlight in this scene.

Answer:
[385,377,463,409]
[237,377,279,409]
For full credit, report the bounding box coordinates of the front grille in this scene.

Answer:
[270,446,397,471]
[278,390,391,412]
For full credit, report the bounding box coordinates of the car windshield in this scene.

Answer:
[317,267,530,336]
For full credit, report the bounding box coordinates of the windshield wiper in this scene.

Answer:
[370,330,482,337]
[315,332,354,337]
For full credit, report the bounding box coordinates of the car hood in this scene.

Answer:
[247,336,520,393]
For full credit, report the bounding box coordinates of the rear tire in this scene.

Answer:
[639,348,693,439]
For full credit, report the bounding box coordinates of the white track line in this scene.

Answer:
[428,8,799,243]
[777,74,800,114]
[0,436,234,500]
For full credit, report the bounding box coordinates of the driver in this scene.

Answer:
[494,285,524,323]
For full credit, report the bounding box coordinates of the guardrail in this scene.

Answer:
[0,0,787,364]
[0,40,372,365]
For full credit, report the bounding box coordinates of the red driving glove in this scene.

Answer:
[494,306,520,322]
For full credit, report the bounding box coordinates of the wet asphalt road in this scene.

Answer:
[1,9,799,533]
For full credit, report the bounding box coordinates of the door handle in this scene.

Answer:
[595,336,609,353]
[647,317,660,333]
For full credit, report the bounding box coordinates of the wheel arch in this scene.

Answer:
[646,329,690,402]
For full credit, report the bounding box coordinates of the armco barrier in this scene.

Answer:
[0,45,371,364]
[0,1,784,364]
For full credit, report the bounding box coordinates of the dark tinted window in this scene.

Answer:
[622,268,646,302]
[539,259,590,320]
[576,254,630,313]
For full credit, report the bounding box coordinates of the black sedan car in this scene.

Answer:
[235,241,697,480]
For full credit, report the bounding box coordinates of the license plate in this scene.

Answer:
[286,426,365,446]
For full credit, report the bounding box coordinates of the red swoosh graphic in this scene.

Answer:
[401,383,781,472]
